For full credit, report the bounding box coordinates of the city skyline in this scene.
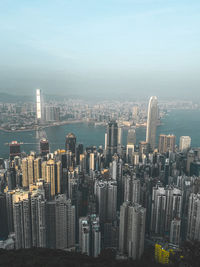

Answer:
[0,1,200,264]
[1,92,200,264]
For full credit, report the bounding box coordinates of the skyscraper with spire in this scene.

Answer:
[146,96,158,150]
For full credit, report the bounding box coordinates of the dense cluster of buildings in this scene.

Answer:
[0,95,200,262]
[1,89,199,132]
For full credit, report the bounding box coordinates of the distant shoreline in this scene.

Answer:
[0,120,85,133]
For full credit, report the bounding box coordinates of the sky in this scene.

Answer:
[0,0,200,99]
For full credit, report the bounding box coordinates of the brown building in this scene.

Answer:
[158,134,176,154]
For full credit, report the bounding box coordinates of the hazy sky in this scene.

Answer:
[0,0,200,99]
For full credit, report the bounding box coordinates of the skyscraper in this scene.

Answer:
[13,190,31,249]
[127,128,136,145]
[9,141,21,160]
[55,195,76,249]
[187,193,200,241]
[105,121,118,163]
[150,186,182,235]
[79,215,101,257]
[65,133,76,154]
[124,176,141,204]
[119,202,146,260]
[31,192,46,248]
[95,180,117,223]
[0,193,8,240]
[40,138,49,156]
[170,218,181,246]
[132,106,139,123]
[36,89,42,121]
[159,134,176,153]
[179,136,191,152]
[146,96,158,150]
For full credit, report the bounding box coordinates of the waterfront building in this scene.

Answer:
[105,121,118,164]
[179,136,191,152]
[146,96,158,151]
[40,138,49,156]
[127,128,136,145]
[9,141,21,160]
[36,89,42,121]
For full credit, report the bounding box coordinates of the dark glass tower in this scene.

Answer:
[65,133,76,154]
[40,138,50,156]
[106,121,118,164]
[9,141,21,160]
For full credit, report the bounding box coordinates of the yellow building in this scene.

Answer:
[155,244,173,265]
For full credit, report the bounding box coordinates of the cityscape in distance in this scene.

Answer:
[0,1,200,267]
[0,89,200,266]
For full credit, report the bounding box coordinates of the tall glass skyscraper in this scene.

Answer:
[105,121,118,164]
[36,89,42,120]
[146,96,158,150]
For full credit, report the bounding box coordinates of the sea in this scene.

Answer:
[0,109,200,159]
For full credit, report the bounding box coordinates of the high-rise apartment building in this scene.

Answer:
[45,159,62,198]
[132,106,139,123]
[31,191,46,248]
[13,190,31,249]
[124,176,141,204]
[79,214,101,257]
[187,193,200,241]
[55,195,75,249]
[179,136,191,152]
[159,134,176,153]
[150,186,182,235]
[119,202,146,260]
[146,96,158,150]
[95,180,117,223]
[170,218,181,246]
